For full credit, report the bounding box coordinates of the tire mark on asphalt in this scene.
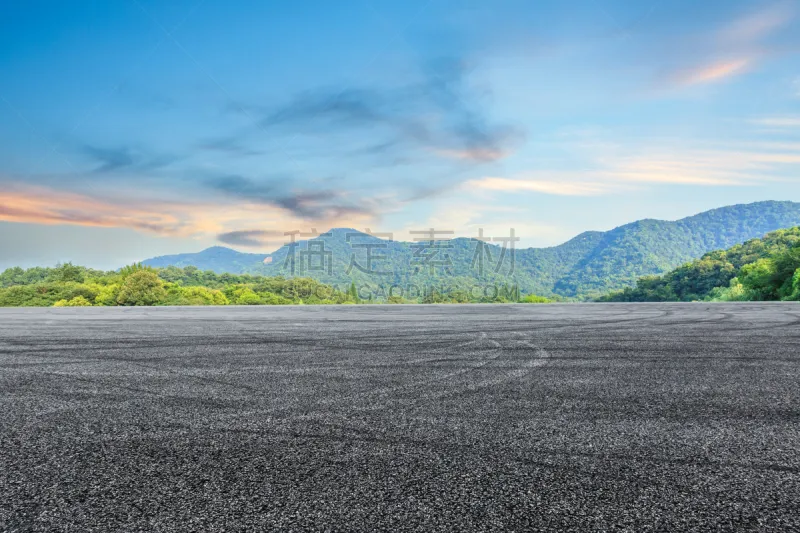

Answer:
[204,423,800,477]
[414,332,551,403]
[311,332,507,411]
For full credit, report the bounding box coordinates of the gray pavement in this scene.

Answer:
[1,303,799,532]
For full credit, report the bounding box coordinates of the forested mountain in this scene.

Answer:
[142,201,800,299]
[598,227,800,302]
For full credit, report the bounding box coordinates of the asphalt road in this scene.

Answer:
[1,303,799,532]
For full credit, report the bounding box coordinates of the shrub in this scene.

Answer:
[521,294,551,303]
[176,286,230,306]
[708,277,749,301]
[259,291,292,305]
[53,296,93,307]
[0,282,98,307]
[786,268,800,301]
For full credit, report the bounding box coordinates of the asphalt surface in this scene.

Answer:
[1,303,799,532]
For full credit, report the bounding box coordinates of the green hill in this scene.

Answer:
[598,227,800,302]
[143,246,268,273]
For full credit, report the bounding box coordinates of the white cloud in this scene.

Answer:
[750,116,800,128]
[461,135,798,201]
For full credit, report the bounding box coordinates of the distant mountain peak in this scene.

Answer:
[200,245,238,252]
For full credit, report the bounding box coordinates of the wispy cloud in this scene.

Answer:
[205,174,374,219]
[463,136,799,199]
[81,144,179,174]
[198,138,263,157]
[597,145,798,186]
[655,3,794,89]
[666,58,753,87]
[0,181,378,249]
[466,177,606,196]
[717,3,791,43]
[432,146,514,162]
[750,115,800,128]
[0,185,190,234]
[246,58,524,165]
[606,157,753,185]
[216,229,287,248]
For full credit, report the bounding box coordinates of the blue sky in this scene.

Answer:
[1,0,799,269]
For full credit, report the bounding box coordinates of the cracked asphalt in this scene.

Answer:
[1,303,799,532]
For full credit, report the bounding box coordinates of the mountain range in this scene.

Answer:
[142,201,800,298]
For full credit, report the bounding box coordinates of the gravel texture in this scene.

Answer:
[1,303,799,532]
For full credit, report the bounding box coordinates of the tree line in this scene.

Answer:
[0,263,552,306]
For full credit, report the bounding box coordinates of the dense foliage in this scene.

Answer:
[0,264,552,307]
[598,227,800,302]
[0,264,348,307]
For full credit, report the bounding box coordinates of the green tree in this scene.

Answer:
[348,281,359,303]
[738,258,778,300]
[233,287,261,305]
[119,263,156,279]
[95,284,120,306]
[117,271,166,306]
[788,268,800,301]
[52,262,85,283]
[180,286,229,305]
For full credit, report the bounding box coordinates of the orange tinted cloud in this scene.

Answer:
[0,184,377,248]
[0,187,188,234]
[668,57,752,87]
